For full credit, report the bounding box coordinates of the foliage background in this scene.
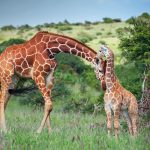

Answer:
[0,12,149,150]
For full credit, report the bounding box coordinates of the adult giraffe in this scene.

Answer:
[0,31,105,133]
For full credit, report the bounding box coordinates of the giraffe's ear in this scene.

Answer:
[100,45,109,57]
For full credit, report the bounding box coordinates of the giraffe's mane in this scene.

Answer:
[36,31,97,55]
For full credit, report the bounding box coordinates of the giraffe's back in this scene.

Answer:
[0,43,36,78]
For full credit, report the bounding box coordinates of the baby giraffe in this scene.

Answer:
[95,46,138,138]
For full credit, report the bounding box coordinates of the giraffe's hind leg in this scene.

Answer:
[33,70,54,133]
[122,110,133,135]
[128,99,138,137]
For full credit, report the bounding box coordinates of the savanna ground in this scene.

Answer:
[0,99,150,150]
[0,21,149,149]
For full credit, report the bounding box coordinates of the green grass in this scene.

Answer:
[0,21,148,150]
[0,100,149,150]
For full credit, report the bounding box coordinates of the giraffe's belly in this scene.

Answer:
[15,66,33,78]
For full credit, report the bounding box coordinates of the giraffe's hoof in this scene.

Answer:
[48,128,51,134]
[36,128,42,134]
[0,128,7,134]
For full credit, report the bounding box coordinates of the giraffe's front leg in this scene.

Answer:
[104,104,112,137]
[128,101,138,137]
[36,89,53,134]
[33,71,54,134]
[0,79,12,132]
[0,100,6,132]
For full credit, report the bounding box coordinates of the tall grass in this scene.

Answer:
[0,100,149,150]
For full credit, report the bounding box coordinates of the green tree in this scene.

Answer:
[118,17,150,114]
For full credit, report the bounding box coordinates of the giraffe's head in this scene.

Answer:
[98,45,111,59]
[94,45,110,80]
[99,45,115,61]
[94,57,106,80]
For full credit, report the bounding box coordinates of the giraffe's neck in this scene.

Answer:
[100,76,106,91]
[37,32,96,63]
[105,55,117,90]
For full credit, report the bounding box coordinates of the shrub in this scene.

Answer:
[103,17,114,23]
[72,22,83,26]
[64,19,70,24]
[93,21,100,25]
[57,25,72,31]
[77,32,94,43]
[84,21,92,25]
[99,40,106,45]
[1,25,16,31]
[126,12,150,24]
[96,32,102,36]
[0,38,25,53]
[18,24,32,30]
[113,18,122,22]
[107,32,112,35]
[115,64,142,100]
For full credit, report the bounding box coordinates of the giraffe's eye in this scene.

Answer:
[95,58,99,64]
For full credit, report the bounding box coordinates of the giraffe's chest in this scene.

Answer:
[104,89,127,111]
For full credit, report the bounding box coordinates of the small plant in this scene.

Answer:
[96,32,102,36]
[77,32,94,43]
[107,32,112,35]
[99,40,106,45]
[57,25,72,31]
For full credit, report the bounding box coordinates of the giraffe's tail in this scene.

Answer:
[0,80,1,98]
[8,86,37,95]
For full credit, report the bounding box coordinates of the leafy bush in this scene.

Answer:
[0,38,25,53]
[99,40,106,45]
[84,21,92,25]
[126,12,150,24]
[1,25,16,31]
[72,22,83,26]
[56,25,72,31]
[119,18,150,68]
[107,32,112,35]
[18,24,32,30]
[63,19,70,24]
[103,18,121,23]
[115,64,142,100]
[96,32,102,36]
[77,32,94,43]
[43,23,55,28]
[103,17,114,23]
[113,18,122,22]
[62,83,103,113]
